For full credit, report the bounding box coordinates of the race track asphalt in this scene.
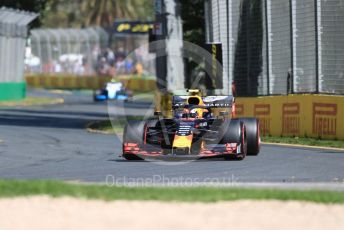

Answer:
[0,89,344,188]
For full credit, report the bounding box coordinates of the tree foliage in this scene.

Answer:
[180,0,206,88]
[181,0,205,45]
[42,0,154,28]
[0,0,153,28]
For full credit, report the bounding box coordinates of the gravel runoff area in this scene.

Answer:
[0,196,343,230]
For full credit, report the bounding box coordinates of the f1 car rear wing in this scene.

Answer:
[172,95,234,109]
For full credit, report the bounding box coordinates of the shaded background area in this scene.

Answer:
[205,0,344,96]
[233,0,263,96]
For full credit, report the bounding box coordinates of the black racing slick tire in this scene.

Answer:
[122,120,146,160]
[221,119,241,144]
[93,91,100,102]
[221,119,247,160]
[145,119,158,129]
[123,120,146,144]
[240,118,260,156]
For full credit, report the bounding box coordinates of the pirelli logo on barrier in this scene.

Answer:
[254,104,270,135]
[282,103,300,135]
[312,103,337,136]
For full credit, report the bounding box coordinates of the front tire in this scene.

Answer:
[221,119,247,160]
[122,120,146,160]
[239,118,260,155]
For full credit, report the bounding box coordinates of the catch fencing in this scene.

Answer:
[28,27,156,78]
[28,27,109,75]
[205,0,344,96]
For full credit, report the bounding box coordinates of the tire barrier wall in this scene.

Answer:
[25,75,156,92]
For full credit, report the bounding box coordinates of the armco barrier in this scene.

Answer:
[156,93,344,140]
[235,95,344,140]
[25,75,156,92]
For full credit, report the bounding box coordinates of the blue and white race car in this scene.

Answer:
[93,81,132,101]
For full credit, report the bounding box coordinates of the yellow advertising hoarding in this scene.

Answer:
[236,95,344,140]
[25,75,156,92]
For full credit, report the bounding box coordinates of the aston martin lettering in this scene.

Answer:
[204,103,231,107]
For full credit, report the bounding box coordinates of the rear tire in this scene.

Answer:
[123,120,146,144]
[145,119,158,129]
[239,118,260,155]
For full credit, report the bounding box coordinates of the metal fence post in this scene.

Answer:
[314,0,320,93]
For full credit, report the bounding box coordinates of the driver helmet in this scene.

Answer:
[189,108,199,118]
[181,108,198,118]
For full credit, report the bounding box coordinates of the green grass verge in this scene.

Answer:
[0,180,344,204]
[262,136,344,149]
[88,120,119,133]
[0,97,63,107]
[88,116,144,134]
[132,92,155,101]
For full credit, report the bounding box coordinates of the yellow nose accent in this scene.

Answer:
[172,134,193,148]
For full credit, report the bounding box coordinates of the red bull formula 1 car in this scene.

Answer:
[122,90,260,160]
